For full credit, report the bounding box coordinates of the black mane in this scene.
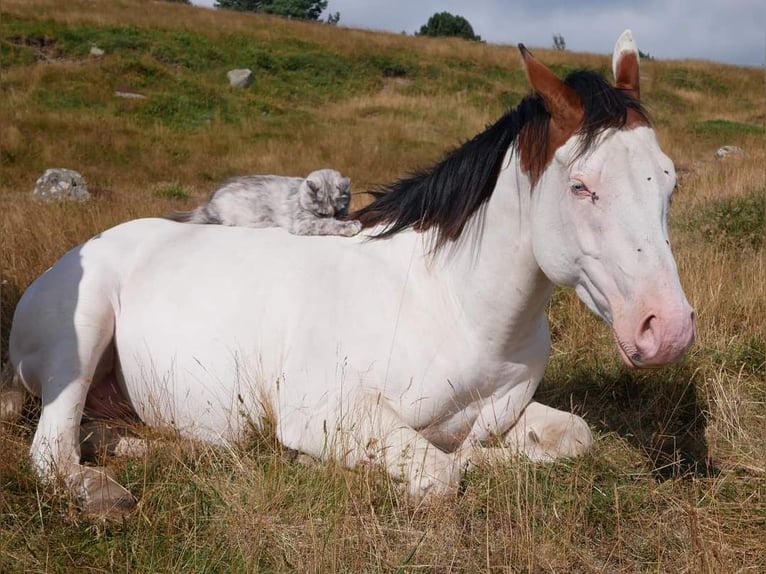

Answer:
[351,70,649,250]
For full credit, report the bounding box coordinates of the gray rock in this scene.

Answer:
[227,68,254,88]
[34,168,90,201]
[90,46,105,57]
[715,145,745,160]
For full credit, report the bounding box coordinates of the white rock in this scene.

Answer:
[715,145,745,160]
[34,168,90,201]
[227,68,254,88]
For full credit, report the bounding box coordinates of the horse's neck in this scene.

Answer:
[442,156,552,352]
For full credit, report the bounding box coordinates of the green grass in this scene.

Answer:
[679,188,764,251]
[693,119,765,137]
[659,67,731,95]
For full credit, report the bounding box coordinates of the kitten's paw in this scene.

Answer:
[343,220,363,236]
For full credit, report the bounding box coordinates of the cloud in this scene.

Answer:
[190,0,765,66]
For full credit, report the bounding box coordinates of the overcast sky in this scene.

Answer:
[191,1,765,67]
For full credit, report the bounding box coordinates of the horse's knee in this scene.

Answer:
[397,444,462,501]
[327,394,464,501]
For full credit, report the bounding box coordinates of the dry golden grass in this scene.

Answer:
[1,0,764,571]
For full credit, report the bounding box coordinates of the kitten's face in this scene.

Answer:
[302,171,351,217]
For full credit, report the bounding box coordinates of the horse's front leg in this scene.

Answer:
[461,400,594,469]
[460,380,538,450]
[363,397,463,500]
[319,392,462,501]
[457,381,593,466]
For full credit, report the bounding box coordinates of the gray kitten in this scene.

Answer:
[168,169,362,237]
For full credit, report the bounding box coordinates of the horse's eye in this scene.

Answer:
[569,180,590,196]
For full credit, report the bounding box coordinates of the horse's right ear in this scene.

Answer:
[518,44,583,134]
[612,29,640,100]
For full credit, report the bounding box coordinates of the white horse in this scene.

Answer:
[9,31,695,517]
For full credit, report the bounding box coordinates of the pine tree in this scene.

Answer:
[416,12,481,42]
[215,0,328,21]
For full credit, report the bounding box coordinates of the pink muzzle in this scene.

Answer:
[614,304,696,368]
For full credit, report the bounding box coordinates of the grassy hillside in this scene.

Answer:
[1,0,764,572]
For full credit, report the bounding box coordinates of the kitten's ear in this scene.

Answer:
[306,179,319,193]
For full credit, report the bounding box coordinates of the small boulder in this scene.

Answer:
[715,145,745,160]
[34,168,90,201]
[227,68,254,88]
[90,46,105,57]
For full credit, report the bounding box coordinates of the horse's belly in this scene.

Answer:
[115,333,264,443]
[113,290,289,443]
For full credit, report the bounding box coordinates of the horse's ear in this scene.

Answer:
[340,177,351,189]
[518,43,583,134]
[612,29,640,100]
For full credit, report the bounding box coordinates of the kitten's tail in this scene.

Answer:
[164,209,196,223]
[165,207,221,224]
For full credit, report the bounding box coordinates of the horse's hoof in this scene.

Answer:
[75,466,136,521]
[0,389,25,423]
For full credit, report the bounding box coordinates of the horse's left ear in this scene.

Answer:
[612,29,640,100]
[518,44,583,135]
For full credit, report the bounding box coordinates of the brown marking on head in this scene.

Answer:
[614,49,640,100]
[518,44,585,186]
[625,107,651,128]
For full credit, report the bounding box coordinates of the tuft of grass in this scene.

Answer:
[154,181,191,200]
[679,189,764,251]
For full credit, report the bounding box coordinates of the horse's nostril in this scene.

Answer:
[640,314,657,335]
[636,314,660,357]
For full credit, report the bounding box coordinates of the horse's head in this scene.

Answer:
[522,30,695,368]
